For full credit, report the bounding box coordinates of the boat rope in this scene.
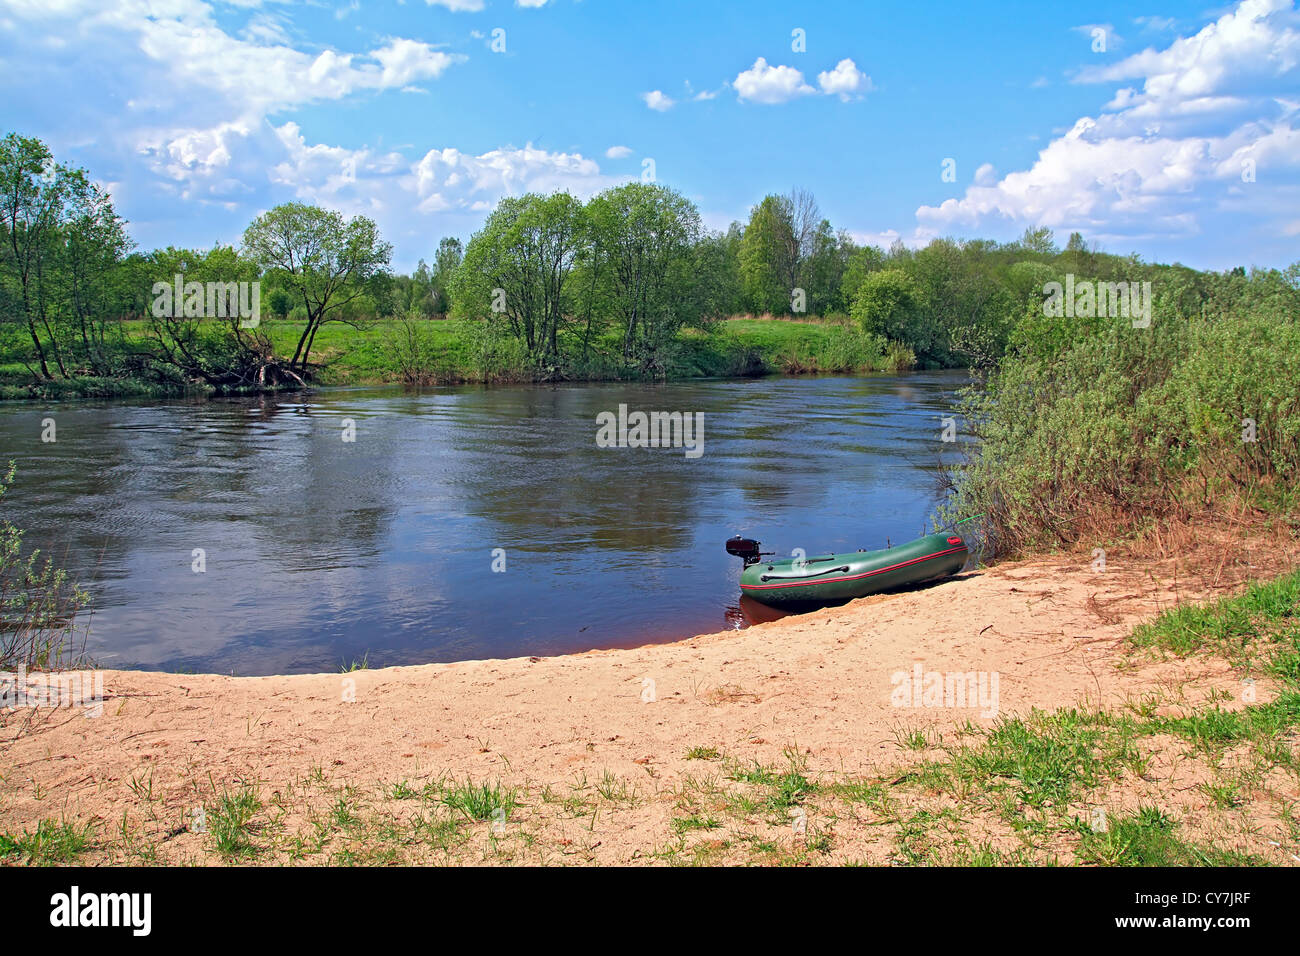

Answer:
[760,565,850,583]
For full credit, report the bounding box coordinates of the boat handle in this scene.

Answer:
[760,565,850,582]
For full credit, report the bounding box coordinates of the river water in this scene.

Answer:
[0,371,970,674]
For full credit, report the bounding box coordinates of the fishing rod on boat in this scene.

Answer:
[936,512,986,533]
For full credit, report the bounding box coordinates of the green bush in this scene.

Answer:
[940,301,1300,554]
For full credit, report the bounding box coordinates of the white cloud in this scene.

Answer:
[1075,0,1299,123]
[269,122,407,211]
[733,57,815,104]
[605,145,633,159]
[516,0,550,7]
[267,122,620,224]
[0,0,468,206]
[973,162,998,186]
[410,143,610,213]
[371,38,461,88]
[917,0,1300,244]
[20,1,466,123]
[732,57,872,104]
[816,58,872,101]
[642,89,676,111]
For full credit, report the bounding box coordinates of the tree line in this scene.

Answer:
[4,130,1298,394]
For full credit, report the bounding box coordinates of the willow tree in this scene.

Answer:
[242,202,392,374]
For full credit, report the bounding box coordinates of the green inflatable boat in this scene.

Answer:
[726,531,968,608]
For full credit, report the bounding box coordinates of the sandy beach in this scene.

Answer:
[3,531,1298,865]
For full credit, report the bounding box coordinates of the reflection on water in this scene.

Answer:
[0,371,970,674]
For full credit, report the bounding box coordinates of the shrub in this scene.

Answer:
[939,302,1300,554]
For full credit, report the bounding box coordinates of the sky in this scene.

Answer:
[1,0,1297,273]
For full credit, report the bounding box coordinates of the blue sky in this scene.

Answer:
[1,0,1297,272]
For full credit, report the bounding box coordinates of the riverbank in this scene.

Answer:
[4,519,1298,866]
[0,316,917,401]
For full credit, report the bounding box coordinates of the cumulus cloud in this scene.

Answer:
[642,89,676,111]
[266,123,616,219]
[733,57,815,104]
[84,6,463,123]
[0,0,625,264]
[372,38,462,88]
[733,56,871,104]
[605,145,633,159]
[816,58,872,101]
[0,0,464,203]
[411,143,608,213]
[1075,0,1298,124]
[916,0,1300,245]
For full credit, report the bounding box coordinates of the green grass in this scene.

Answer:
[1130,571,1300,656]
[672,815,722,834]
[0,314,917,402]
[0,818,95,864]
[389,780,419,801]
[892,573,1300,860]
[724,748,820,820]
[1155,690,1300,754]
[1077,806,1261,866]
[340,651,370,673]
[207,783,262,859]
[439,778,519,822]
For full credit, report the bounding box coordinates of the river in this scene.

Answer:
[0,371,971,674]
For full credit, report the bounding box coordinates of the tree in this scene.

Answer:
[841,242,885,306]
[58,182,131,374]
[737,195,791,315]
[142,244,293,389]
[737,189,829,315]
[801,221,852,314]
[695,226,744,319]
[452,192,585,371]
[851,269,930,354]
[431,237,463,315]
[585,182,703,369]
[0,133,125,380]
[1017,226,1058,257]
[241,203,392,374]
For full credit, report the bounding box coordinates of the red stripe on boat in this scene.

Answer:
[740,546,968,591]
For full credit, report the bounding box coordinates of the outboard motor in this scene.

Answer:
[725,535,769,567]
